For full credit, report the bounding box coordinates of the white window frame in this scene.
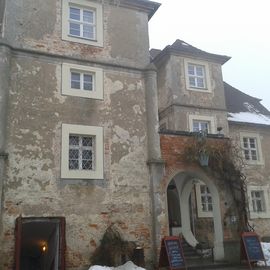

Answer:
[195,181,213,218]
[61,124,104,179]
[240,132,264,165]
[247,185,270,219]
[62,63,103,100]
[184,59,212,93]
[188,114,216,134]
[62,0,103,47]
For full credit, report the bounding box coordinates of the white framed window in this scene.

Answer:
[62,63,103,99]
[247,185,270,219]
[184,59,212,92]
[193,120,210,133]
[61,124,104,179]
[240,132,264,165]
[195,181,213,218]
[62,0,103,47]
[188,114,216,134]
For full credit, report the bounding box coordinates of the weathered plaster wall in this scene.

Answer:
[156,54,229,136]
[157,55,227,111]
[4,0,150,69]
[160,106,229,135]
[1,54,153,269]
[229,123,270,237]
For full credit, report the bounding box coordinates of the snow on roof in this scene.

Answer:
[88,261,146,270]
[228,112,270,126]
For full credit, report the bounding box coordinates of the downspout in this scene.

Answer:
[0,43,11,248]
[144,63,164,264]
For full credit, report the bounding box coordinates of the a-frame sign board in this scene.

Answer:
[158,236,187,270]
[240,232,266,269]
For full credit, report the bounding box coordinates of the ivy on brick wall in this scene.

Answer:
[184,133,252,232]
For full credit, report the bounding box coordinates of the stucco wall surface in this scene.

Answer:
[4,0,150,69]
[1,55,153,269]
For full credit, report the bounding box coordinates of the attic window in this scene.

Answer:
[243,102,260,114]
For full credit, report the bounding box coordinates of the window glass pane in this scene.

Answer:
[189,77,196,87]
[82,160,92,170]
[188,65,195,75]
[83,74,93,91]
[82,136,92,146]
[196,66,203,76]
[83,10,94,23]
[69,135,79,145]
[82,150,92,160]
[69,23,80,36]
[83,25,94,39]
[208,204,213,211]
[244,150,250,160]
[69,149,79,159]
[197,78,205,88]
[71,72,81,89]
[249,139,256,148]
[251,150,257,160]
[70,7,80,20]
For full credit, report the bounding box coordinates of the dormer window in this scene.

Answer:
[184,59,212,93]
[188,64,206,89]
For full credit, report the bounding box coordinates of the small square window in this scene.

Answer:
[62,0,103,47]
[247,186,270,219]
[184,59,212,92]
[61,124,103,179]
[187,63,206,89]
[62,63,103,100]
[242,137,258,161]
[192,120,210,133]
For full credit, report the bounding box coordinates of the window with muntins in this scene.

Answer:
[69,135,94,170]
[192,120,210,133]
[69,6,96,40]
[243,137,258,161]
[251,190,265,212]
[200,185,213,212]
[188,64,206,89]
[71,71,94,91]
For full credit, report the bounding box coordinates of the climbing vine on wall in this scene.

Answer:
[184,133,252,232]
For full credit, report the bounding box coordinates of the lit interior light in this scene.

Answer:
[42,245,47,252]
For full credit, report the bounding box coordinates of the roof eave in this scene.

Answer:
[152,47,231,65]
[120,0,161,20]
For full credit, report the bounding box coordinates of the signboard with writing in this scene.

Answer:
[241,232,266,269]
[158,236,187,270]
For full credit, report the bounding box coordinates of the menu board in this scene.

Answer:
[242,232,265,262]
[159,236,186,270]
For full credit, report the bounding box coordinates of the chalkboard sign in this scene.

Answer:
[241,232,266,269]
[158,236,187,270]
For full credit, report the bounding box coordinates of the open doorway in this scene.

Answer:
[15,217,66,270]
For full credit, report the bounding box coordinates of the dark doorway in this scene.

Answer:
[15,217,66,270]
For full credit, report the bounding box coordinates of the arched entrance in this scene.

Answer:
[166,170,224,261]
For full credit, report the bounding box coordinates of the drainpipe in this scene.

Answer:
[144,63,164,264]
[0,43,11,238]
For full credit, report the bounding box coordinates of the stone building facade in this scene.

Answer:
[0,0,270,269]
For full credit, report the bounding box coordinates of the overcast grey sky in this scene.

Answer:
[149,0,270,110]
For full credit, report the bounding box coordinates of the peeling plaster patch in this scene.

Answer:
[133,105,142,115]
[112,125,131,144]
[110,80,124,94]
[20,129,30,134]
[128,83,135,91]
[16,63,22,72]
[173,95,178,100]
[53,65,66,104]
[32,131,43,140]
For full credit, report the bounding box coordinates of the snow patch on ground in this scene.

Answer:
[257,242,270,266]
[228,112,270,125]
[89,261,145,270]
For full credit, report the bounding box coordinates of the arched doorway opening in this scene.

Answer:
[166,170,224,261]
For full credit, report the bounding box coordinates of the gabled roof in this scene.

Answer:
[150,39,231,65]
[224,82,270,126]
